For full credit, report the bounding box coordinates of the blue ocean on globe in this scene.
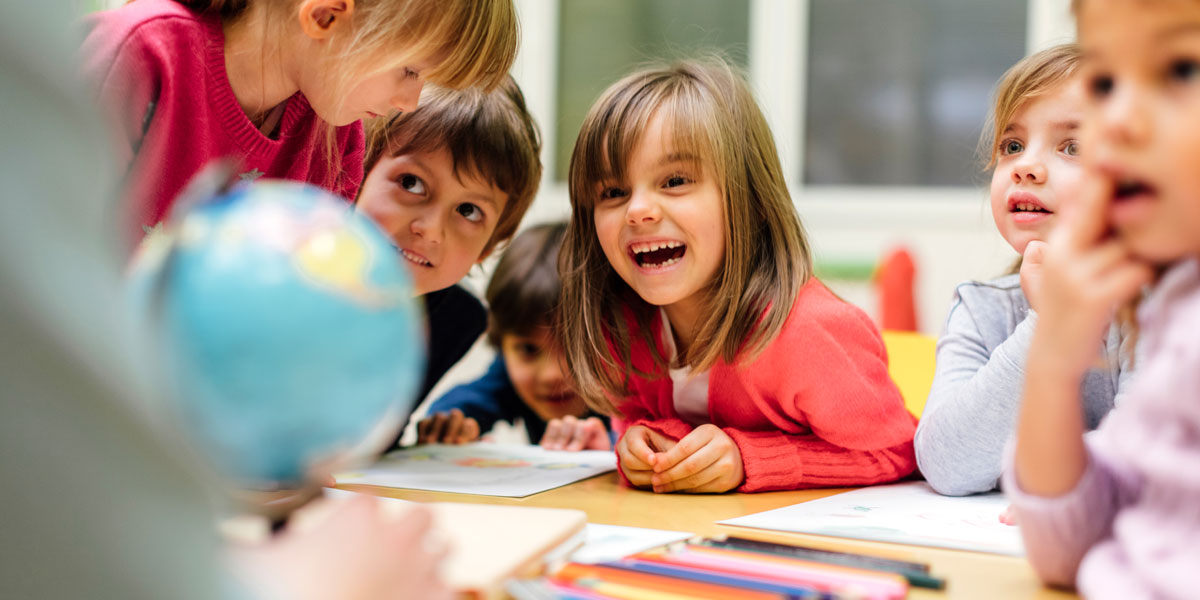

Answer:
[129,180,424,486]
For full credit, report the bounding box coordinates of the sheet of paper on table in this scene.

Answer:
[719,481,1024,556]
[336,442,617,497]
[570,524,694,564]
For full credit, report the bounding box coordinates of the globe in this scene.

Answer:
[129,180,424,487]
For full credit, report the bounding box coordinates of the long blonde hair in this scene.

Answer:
[559,58,812,414]
[172,0,519,182]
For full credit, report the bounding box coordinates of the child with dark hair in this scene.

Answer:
[355,74,542,419]
[417,223,612,451]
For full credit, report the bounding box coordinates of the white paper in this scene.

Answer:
[335,443,617,497]
[720,482,1024,556]
[569,524,694,564]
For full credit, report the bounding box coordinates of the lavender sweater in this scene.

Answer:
[1004,259,1200,598]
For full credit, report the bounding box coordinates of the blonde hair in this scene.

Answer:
[173,0,519,185]
[361,75,542,258]
[982,44,1082,170]
[174,0,517,92]
[560,58,812,415]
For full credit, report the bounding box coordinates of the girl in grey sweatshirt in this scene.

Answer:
[914,44,1134,496]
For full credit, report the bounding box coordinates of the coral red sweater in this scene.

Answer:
[80,0,364,244]
[614,279,917,492]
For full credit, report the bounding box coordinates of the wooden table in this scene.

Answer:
[340,473,1076,599]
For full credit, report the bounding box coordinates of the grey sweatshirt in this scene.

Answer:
[914,274,1133,496]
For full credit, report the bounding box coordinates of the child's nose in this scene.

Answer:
[1010,156,1047,184]
[409,209,442,243]
[537,357,566,387]
[624,189,661,225]
[390,79,424,113]
[1099,86,1152,148]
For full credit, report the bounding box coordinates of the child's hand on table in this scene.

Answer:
[648,424,745,494]
[615,424,676,488]
[416,409,480,445]
[541,415,611,451]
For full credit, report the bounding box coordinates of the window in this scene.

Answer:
[554,0,750,179]
[803,0,1028,186]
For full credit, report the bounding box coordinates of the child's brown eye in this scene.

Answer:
[1169,58,1200,83]
[599,186,628,200]
[1063,141,1080,157]
[1090,74,1114,99]
[666,175,688,187]
[1002,140,1024,155]
[518,343,541,358]
[456,203,483,223]
[397,173,426,194]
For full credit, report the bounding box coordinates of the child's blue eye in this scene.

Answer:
[397,173,426,194]
[456,203,483,223]
[1169,58,1200,83]
[1001,140,1024,155]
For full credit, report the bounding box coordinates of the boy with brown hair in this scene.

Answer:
[355,74,542,408]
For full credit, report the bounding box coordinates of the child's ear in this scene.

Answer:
[297,0,355,40]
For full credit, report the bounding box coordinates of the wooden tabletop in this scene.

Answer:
[339,472,1077,600]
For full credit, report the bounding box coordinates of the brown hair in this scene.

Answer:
[560,58,813,414]
[485,222,567,346]
[361,75,542,257]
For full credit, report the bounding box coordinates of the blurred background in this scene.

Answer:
[83,0,1078,437]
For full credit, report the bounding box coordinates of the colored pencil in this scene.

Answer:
[635,547,907,600]
[555,562,789,600]
[703,536,945,590]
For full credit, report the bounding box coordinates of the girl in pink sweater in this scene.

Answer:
[81,0,517,246]
[1007,0,1200,596]
[559,59,916,494]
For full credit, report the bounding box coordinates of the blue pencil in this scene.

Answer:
[602,558,827,599]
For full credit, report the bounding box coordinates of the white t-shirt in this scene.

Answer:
[659,309,711,426]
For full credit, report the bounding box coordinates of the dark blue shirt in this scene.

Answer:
[428,355,611,444]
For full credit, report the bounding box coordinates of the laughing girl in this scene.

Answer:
[558,58,917,494]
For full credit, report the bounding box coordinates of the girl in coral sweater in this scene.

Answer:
[558,58,917,494]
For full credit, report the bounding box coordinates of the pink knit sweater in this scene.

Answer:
[1005,258,1200,597]
[80,0,364,244]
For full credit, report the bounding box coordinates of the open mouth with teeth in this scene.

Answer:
[1011,202,1051,215]
[630,241,686,269]
[400,249,433,268]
